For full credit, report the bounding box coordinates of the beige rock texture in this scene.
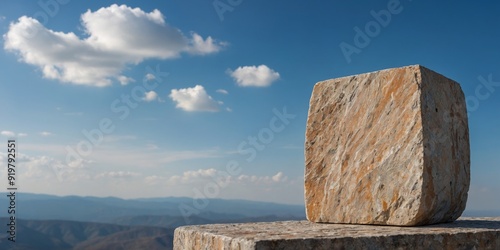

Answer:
[304,65,470,226]
[173,218,500,250]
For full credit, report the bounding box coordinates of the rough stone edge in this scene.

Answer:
[413,65,470,226]
[174,226,256,250]
[175,218,500,250]
[310,64,423,89]
[252,231,500,250]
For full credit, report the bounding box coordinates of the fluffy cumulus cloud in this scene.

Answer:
[142,91,158,102]
[169,85,220,112]
[3,4,225,87]
[228,65,280,87]
[188,33,226,55]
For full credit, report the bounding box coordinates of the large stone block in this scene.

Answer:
[305,65,470,226]
[174,218,500,250]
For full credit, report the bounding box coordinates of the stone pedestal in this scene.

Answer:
[174,217,500,250]
[305,65,470,226]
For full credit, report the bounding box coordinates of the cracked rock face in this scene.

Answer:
[304,65,470,226]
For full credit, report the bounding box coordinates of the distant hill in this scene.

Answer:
[111,214,304,228]
[0,213,307,250]
[0,193,306,249]
[0,218,173,250]
[0,193,305,223]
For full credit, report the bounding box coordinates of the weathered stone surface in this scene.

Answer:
[174,217,500,250]
[305,65,470,226]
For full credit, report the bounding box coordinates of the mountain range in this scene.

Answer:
[0,193,306,249]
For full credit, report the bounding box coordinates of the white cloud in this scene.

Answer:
[3,4,225,87]
[20,155,56,180]
[216,89,228,94]
[167,168,289,186]
[226,107,233,112]
[237,172,288,184]
[22,141,223,175]
[272,172,286,182]
[187,32,224,55]
[9,153,92,182]
[145,73,156,81]
[95,171,140,179]
[144,175,166,185]
[20,156,54,179]
[228,65,280,87]
[169,85,220,112]
[157,149,221,164]
[1,131,29,137]
[117,75,135,85]
[168,168,217,184]
[40,131,52,136]
[142,91,158,102]
[1,131,15,137]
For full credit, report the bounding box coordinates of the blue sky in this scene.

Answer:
[0,1,498,210]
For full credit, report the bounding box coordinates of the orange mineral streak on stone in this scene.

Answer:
[305,65,470,226]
